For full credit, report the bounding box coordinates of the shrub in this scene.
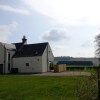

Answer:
[75,73,98,100]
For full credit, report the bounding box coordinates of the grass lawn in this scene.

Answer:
[0,75,88,100]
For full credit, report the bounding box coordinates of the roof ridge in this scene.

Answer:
[25,42,48,45]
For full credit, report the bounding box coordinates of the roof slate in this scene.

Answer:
[13,42,48,58]
[13,42,23,50]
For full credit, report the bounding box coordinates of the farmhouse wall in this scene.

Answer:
[13,56,42,73]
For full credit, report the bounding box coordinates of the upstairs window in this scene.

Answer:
[8,52,10,62]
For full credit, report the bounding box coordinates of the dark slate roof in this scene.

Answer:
[57,61,93,66]
[13,42,23,51]
[13,42,48,58]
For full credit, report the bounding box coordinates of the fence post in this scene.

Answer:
[97,58,100,100]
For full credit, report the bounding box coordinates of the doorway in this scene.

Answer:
[0,64,3,74]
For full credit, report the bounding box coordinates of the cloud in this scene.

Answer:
[51,43,95,57]
[0,22,17,42]
[81,40,94,48]
[22,0,100,26]
[94,29,100,38]
[76,48,95,57]
[0,5,30,15]
[41,29,70,42]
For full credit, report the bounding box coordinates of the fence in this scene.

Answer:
[54,64,66,72]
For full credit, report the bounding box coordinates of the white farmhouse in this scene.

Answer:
[0,36,54,74]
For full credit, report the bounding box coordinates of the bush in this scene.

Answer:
[75,73,98,100]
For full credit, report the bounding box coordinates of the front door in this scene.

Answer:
[0,64,3,74]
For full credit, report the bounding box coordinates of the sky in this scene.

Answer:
[0,0,100,57]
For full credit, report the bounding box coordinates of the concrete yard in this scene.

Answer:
[33,71,91,76]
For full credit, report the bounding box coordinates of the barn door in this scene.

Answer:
[0,64,3,74]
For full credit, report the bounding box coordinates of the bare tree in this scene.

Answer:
[95,33,100,100]
[95,34,100,57]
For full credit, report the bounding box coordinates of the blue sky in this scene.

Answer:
[0,0,100,57]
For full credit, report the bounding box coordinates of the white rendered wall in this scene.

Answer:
[13,56,42,73]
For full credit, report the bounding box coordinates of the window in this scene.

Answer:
[8,63,10,70]
[8,52,10,62]
[8,52,10,71]
[26,63,29,67]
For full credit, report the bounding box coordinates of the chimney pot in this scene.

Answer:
[22,35,27,44]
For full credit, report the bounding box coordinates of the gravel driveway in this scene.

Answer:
[33,72,91,76]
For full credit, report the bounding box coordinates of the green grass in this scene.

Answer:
[0,75,88,100]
